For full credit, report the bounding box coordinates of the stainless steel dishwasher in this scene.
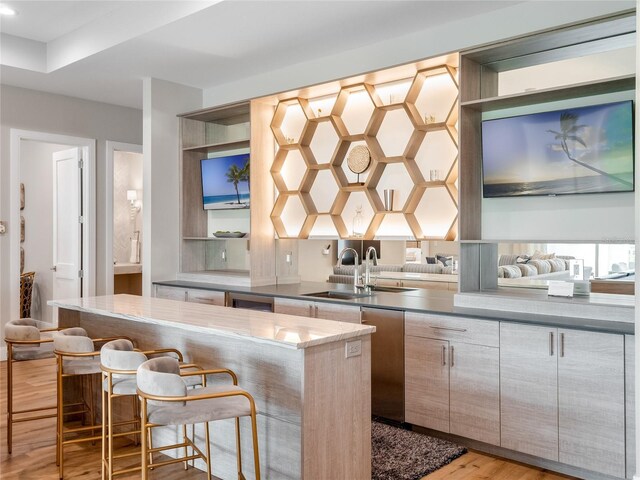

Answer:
[361,307,404,422]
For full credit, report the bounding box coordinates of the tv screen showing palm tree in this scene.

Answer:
[201,153,250,210]
[482,100,634,198]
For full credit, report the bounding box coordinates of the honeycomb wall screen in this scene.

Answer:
[269,64,459,240]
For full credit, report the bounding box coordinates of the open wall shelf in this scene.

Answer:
[269,64,460,240]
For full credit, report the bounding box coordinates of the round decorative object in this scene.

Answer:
[347,145,371,174]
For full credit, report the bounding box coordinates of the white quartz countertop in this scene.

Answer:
[48,294,375,350]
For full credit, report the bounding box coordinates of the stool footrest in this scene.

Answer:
[13,405,57,414]
[12,413,57,423]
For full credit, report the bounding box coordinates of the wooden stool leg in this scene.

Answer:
[182,424,188,470]
[101,381,107,480]
[140,399,148,480]
[6,346,13,455]
[107,381,114,480]
[57,357,64,479]
[250,410,260,480]
[236,417,242,478]
[205,422,212,479]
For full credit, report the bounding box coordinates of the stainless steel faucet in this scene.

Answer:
[364,246,378,289]
[337,247,365,293]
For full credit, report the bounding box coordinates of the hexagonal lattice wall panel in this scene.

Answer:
[310,170,339,214]
[413,130,458,183]
[274,149,308,191]
[375,109,415,158]
[308,121,340,165]
[337,88,375,137]
[270,64,459,239]
[411,187,458,239]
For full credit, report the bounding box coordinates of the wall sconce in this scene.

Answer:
[127,189,141,220]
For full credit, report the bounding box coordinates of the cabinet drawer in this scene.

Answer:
[315,302,361,324]
[187,289,226,306]
[274,297,314,317]
[405,312,499,347]
[155,285,187,301]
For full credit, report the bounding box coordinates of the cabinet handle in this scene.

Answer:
[442,345,446,366]
[560,333,565,358]
[315,305,318,317]
[549,331,554,356]
[450,345,455,367]
[430,325,467,333]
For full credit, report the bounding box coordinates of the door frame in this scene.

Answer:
[105,141,143,294]
[9,129,96,325]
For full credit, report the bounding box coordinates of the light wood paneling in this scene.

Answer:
[500,323,558,461]
[626,334,635,479]
[405,312,499,348]
[405,335,449,432]
[302,337,371,479]
[557,329,625,478]
[250,99,277,285]
[449,342,500,445]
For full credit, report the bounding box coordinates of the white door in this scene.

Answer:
[52,148,82,304]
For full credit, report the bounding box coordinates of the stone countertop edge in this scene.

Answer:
[152,279,636,335]
[48,297,376,350]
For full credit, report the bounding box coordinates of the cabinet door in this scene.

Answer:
[186,289,226,306]
[558,329,625,477]
[155,285,187,301]
[405,335,449,432]
[449,342,500,445]
[500,323,558,461]
[273,297,314,317]
[314,302,361,324]
[626,335,635,480]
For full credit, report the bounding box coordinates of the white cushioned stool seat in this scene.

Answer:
[147,385,251,426]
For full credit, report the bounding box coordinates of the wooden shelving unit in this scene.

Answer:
[177,101,276,286]
[457,12,635,292]
[268,63,460,241]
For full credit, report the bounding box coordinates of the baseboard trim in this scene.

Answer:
[411,425,623,480]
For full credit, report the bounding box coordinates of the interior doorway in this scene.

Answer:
[9,130,96,325]
[105,142,143,295]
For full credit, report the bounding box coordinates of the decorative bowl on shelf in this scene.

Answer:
[212,231,246,238]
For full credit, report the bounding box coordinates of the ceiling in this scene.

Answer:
[0,1,625,109]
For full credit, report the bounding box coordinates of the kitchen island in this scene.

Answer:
[50,294,375,480]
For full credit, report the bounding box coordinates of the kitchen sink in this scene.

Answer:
[368,286,417,293]
[303,290,372,300]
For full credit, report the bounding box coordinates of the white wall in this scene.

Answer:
[142,78,202,296]
[202,1,633,107]
[20,140,68,322]
[113,151,143,263]
[0,85,142,339]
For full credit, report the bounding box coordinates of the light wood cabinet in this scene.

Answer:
[405,313,500,445]
[155,285,187,301]
[186,289,226,306]
[500,323,558,460]
[557,329,625,478]
[626,335,635,480]
[405,335,449,432]
[500,322,625,477]
[449,342,499,445]
[273,297,361,323]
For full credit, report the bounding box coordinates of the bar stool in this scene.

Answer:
[137,357,261,480]
[53,333,129,479]
[3,318,87,454]
[99,339,205,479]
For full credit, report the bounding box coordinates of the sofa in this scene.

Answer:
[497,253,575,280]
[329,262,454,285]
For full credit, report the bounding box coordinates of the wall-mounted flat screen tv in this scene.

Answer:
[201,153,250,210]
[482,100,634,198]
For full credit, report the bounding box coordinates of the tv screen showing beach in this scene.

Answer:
[482,101,634,198]
[201,153,250,210]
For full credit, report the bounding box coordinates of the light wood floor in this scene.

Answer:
[0,358,577,480]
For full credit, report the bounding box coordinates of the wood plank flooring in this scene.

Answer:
[0,358,577,479]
